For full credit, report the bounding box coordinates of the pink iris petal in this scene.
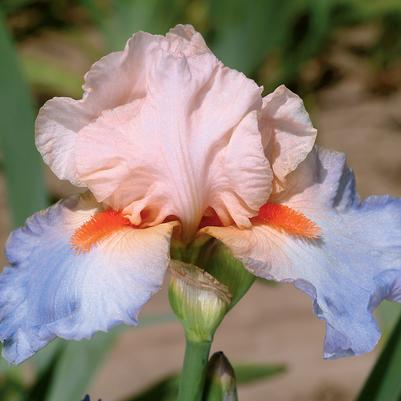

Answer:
[37,25,272,239]
[35,26,209,185]
[260,85,317,192]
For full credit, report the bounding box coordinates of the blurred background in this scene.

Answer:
[1,0,401,400]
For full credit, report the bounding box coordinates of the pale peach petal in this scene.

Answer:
[35,98,92,185]
[75,46,271,238]
[35,31,164,184]
[36,25,272,238]
[207,110,273,228]
[260,85,317,191]
[271,146,356,212]
[166,24,210,55]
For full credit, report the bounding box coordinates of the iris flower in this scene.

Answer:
[1,25,401,364]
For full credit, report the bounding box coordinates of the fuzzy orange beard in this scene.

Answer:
[251,203,320,239]
[71,209,134,253]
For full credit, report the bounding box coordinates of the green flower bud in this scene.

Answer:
[169,260,232,343]
[204,352,238,401]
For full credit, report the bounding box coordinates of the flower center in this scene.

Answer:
[200,203,320,239]
[71,203,320,253]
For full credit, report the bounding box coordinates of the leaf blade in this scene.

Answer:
[43,314,174,401]
[0,9,47,227]
[356,313,401,401]
[43,331,119,401]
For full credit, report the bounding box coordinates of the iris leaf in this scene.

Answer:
[42,314,174,401]
[122,375,179,401]
[0,357,26,401]
[356,312,401,401]
[81,0,187,51]
[32,340,67,375]
[0,10,47,227]
[234,363,286,385]
[26,344,66,401]
[43,331,119,401]
[208,0,302,76]
[377,301,401,338]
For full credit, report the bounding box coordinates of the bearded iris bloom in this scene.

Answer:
[1,24,401,365]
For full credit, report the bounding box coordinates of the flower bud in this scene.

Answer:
[204,352,238,401]
[169,260,232,343]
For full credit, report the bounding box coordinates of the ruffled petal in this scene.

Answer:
[202,146,401,358]
[35,98,93,185]
[165,24,211,55]
[0,196,176,364]
[35,39,151,185]
[260,85,317,191]
[271,146,359,211]
[75,36,271,238]
[35,25,207,184]
[36,25,271,238]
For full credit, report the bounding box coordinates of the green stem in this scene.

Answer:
[177,338,212,401]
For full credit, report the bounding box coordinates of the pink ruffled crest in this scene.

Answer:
[260,85,317,192]
[36,25,272,239]
[35,26,210,186]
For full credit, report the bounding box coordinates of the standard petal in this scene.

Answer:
[35,98,93,185]
[271,145,359,211]
[166,24,211,55]
[260,85,317,190]
[75,43,271,238]
[35,25,206,184]
[35,34,154,184]
[202,147,401,358]
[0,196,176,364]
[35,25,271,237]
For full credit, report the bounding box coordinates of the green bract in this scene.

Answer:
[202,242,256,309]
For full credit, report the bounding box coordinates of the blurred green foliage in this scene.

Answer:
[4,0,401,100]
[356,314,401,401]
[122,360,285,401]
[1,0,401,400]
[0,8,47,227]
